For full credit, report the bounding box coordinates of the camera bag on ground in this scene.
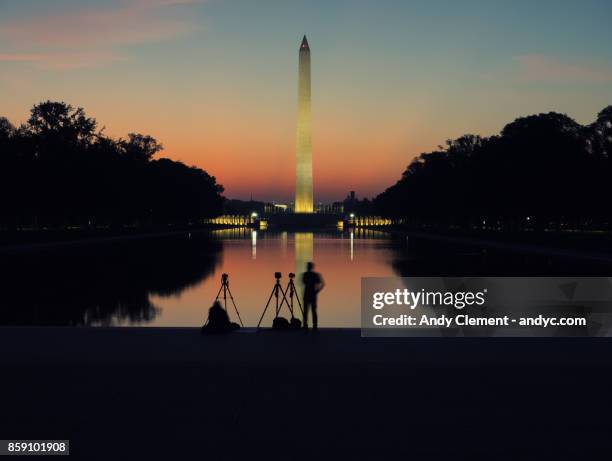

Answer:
[272,317,291,330]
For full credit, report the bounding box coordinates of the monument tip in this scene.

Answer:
[300,35,309,51]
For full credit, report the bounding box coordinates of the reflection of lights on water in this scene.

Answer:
[350,231,354,261]
[251,230,257,259]
[212,227,249,238]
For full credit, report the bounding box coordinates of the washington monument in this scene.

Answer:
[295,35,313,213]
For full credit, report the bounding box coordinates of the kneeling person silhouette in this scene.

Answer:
[201,301,240,334]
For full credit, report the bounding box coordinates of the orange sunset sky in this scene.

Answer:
[2,0,611,202]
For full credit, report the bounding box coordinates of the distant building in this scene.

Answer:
[315,202,344,214]
[264,203,292,214]
[343,191,357,213]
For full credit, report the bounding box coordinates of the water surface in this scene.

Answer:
[3,228,612,326]
[150,229,397,327]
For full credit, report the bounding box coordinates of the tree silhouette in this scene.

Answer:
[121,133,163,161]
[375,107,612,230]
[0,117,14,138]
[27,101,97,145]
[0,101,224,230]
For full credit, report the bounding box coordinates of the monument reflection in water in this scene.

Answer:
[294,232,314,297]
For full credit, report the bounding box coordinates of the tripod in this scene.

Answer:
[214,273,244,327]
[256,272,304,330]
[284,274,304,319]
[256,273,291,329]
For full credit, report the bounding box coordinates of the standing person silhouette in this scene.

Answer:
[301,261,325,330]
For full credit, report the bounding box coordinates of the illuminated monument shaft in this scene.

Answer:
[295,35,313,213]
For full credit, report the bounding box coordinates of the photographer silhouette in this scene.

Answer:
[301,262,324,330]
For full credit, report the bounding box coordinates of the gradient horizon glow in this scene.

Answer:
[1,0,612,203]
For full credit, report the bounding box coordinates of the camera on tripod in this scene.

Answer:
[257,271,303,330]
[210,272,243,328]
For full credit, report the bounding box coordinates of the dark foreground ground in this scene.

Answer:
[1,328,611,460]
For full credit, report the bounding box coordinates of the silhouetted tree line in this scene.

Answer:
[0,101,224,229]
[375,106,612,230]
